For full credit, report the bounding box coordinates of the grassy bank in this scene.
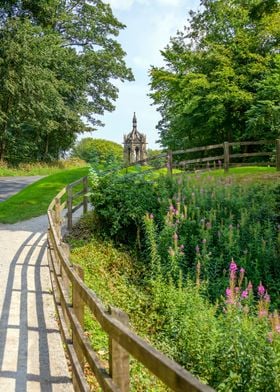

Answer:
[0,167,89,223]
[0,158,87,176]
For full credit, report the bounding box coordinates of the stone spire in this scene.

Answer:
[123,113,147,164]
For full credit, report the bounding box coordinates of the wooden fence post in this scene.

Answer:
[67,185,73,231]
[223,142,230,172]
[109,307,130,392]
[54,197,62,240]
[83,177,88,214]
[72,264,85,390]
[276,139,280,171]
[167,150,173,176]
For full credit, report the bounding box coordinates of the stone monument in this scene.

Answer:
[123,113,147,164]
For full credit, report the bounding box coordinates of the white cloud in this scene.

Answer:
[156,0,182,6]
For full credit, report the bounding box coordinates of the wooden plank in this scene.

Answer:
[48,245,89,392]
[230,162,273,168]
[83,177,88,214]
[230,152,272,158]
[68,308,120,392]
[72,190,84,199]
[223,142,229,172]
[228,140,273,147]
[72,201,83,214]
[173,143,223,155]
[73,264,85,371]
[178,155,224,165]
[50,263,119,392]
[67,186,73,230]
[67,177,86,189]
[109,307,130,392]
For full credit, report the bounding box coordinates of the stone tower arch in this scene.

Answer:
[123,113,147,164]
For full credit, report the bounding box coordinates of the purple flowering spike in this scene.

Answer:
[241,290,248,299]
[258,282,266,296]
[226,288,231,298]
[229,260,238,272]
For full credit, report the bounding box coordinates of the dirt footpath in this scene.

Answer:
[0,215,73,391]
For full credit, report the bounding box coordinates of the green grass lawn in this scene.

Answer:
[0,167,89,223]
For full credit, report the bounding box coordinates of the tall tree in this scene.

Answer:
[0,0,133,163]
[150,0,280,150]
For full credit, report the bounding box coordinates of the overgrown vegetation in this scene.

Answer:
[68,168,280,391]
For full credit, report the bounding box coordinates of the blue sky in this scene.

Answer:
[90,0,200,149]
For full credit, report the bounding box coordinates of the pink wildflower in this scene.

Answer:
[247,281,253,291]
[226,288,232,298]
[264,293,270,303]
[258,282,266,297]
[230,260,238,272]
[241,290,248,299]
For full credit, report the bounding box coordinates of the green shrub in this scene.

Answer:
[90,171,280,303]
[90,171,160,244]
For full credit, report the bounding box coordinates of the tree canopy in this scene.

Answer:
[0,0,133,163]
[72,137,123,168]
[150,0,280,150]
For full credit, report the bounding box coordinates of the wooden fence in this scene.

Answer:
[47,177,214,392]
[125,139,280,175]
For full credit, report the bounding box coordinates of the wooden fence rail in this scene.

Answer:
[124,139,280,175]
[47,177,214,392]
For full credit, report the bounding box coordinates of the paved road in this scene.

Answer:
[0,215,73,391]
[0,176,44,202]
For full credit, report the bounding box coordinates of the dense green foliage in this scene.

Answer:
[70,207,280,391]
[90,170,280,303]
[150,0,280,149]
[0,167,88,223]
[72,138,123,168]
[0,1,133,164]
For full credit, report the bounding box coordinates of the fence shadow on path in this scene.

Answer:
[0,230,72,391]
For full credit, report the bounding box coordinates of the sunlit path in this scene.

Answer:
[0,216,73,391]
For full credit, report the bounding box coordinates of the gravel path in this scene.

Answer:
[0,215,73,391]
[0,176,44,202]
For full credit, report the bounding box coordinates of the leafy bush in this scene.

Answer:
[91,171,280,303]
[90,171,160,244]
[72,138,123,169]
